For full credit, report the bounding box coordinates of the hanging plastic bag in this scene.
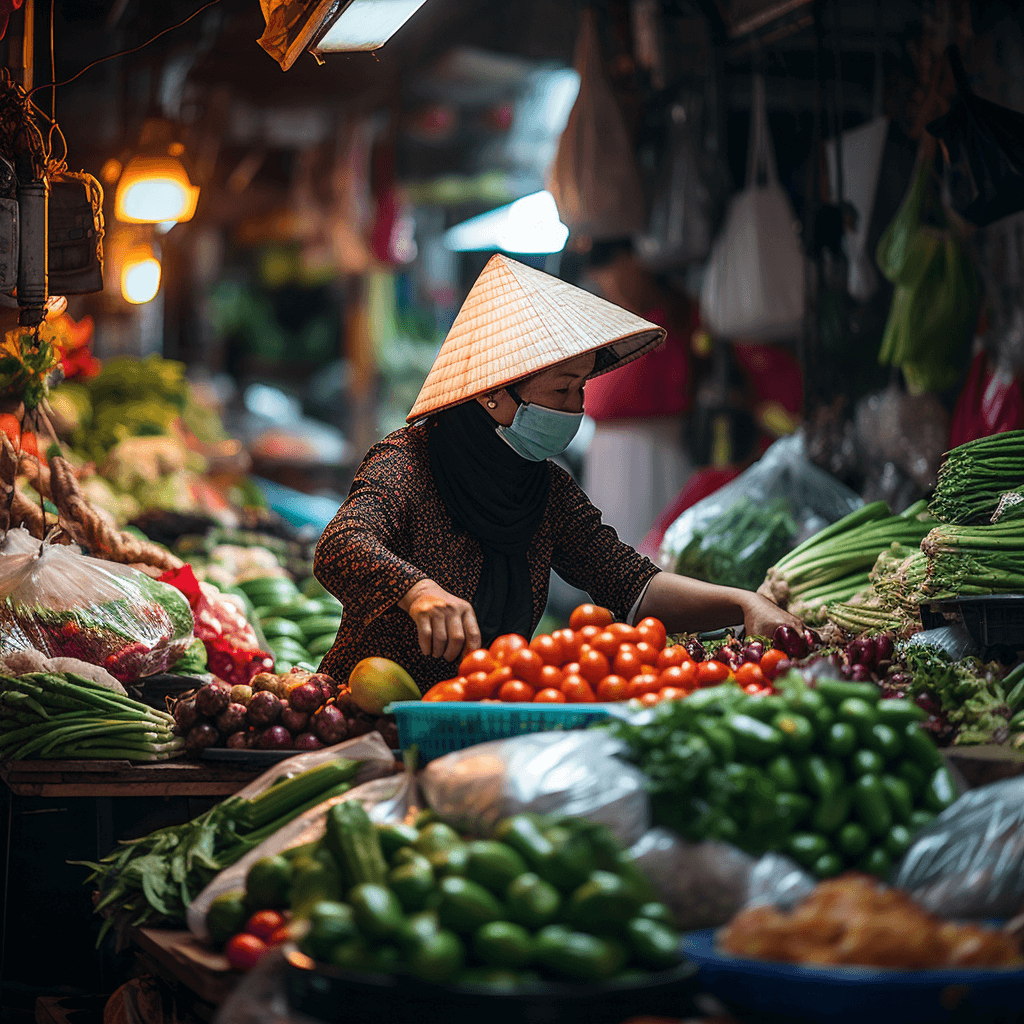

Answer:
[876,154,980,395]
[633,101,716,269]
[0,539,194,682]
[926,45,1024,228]
[700,75,806,340]
[547,8,646,239]
[657,433,861,590]
[892,775,1024,920]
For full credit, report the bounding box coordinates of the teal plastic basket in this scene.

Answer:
[385,701,615,762]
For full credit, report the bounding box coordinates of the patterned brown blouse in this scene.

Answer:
[314,423,661,693]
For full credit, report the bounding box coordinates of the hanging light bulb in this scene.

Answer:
[121,244,161,304]
[113,120,200,224]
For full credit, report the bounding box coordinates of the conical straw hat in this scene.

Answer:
[407,254,666,421]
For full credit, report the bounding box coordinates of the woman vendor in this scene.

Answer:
[314,255,801,693]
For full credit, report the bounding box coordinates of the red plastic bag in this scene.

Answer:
[949,350,1024,448]
[159,565,273,687]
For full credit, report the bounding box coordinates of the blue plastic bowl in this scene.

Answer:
[681,928,1024,1024]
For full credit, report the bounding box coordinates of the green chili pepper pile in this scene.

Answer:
[212,805,686,987]
[603,674,956,879]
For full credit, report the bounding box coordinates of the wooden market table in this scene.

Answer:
[0,756,264,1008]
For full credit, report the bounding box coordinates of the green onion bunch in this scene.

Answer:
[0,671,183,761]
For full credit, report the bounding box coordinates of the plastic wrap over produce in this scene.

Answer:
[419,731,650,847]
[628,828,814,931]
[187,732,405,942]
[892,776,1024,921]
[0,539,195,682]
[658,433,861,589]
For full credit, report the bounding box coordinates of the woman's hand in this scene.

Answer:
[398,579,482,662]
[739,591,804,639]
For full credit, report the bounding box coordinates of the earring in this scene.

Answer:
[486,398,498,409]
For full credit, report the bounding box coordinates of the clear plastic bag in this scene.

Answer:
[0,538,194,682]
[547,8,646,239]
[657,433,862,590]
[419,730,650,848]
[699,75,806,340]
[892,775,1024,920]
[187,732,403,942]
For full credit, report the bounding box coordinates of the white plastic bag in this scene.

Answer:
[187,731,403,941]
[658,433,862,588]
[700,75,806,340]
[419,731,650,848]
[547,8,646,239]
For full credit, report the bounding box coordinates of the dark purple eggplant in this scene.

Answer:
[293,732,324,751]
[226,730,252,749]
[774,626,809,660]
[312,703,349,745]
[195,682,231,718]
[280,702,310,735]
[172,698,199,735]
[246,690,282,728]
[216,702,249,734]
[255,725,293,750]
[184,722,219,754]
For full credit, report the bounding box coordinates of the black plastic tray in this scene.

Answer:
[919,594,1024,649]
[284,946,699,1024]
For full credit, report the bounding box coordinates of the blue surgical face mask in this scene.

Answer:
[495,386,584,462]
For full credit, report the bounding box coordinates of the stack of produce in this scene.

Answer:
[603,674,956,880]
[76,759,362,942]
[929,429,1024,525]
[673,497,796,593]
[421,605,809,705]
[761,501,934,628]
[233,574,343,672]
[0,670,183,761]
[212,802,686,986]
[721,873,1022,968]
[173,527,317,590]
[171,664,405,756]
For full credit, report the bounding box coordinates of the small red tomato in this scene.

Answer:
[656,645,688,670]
[562,661,581,677]
[635,641,660,666]
[759,648,790,681]
[530,633,564,666]
[490,633,529,665]
[606,622,640,645]
[533,687,566,703]
[497,679,534,702]
[695,660,731,687]
[734,663,766,688]
[560,675,596,702]
[569,603,614,630]
[744,682,770,695]
[628,673,662,698]
[459,648,497,677]
[658,686,689,701]
[246,910,287,940]
[613,645,644,680]
[578,648,611,685]
[510,648,545,688]
[596,674,630,702]
[463,670,496,700]
[226,933,269,971]
[636,617,668,650]
[552,628,581,664]
[538,664,564,690]
[268,924,292,946]
[638,691,662,707]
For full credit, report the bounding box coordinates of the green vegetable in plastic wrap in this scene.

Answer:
[876,156,980,395]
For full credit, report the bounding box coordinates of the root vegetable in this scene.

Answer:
[255,725,292,750]
[195,682,231,718]
[247,690,281,728]
[251,673,278,693]
[230,684,253,706]
[307,674,338,701]
[173,698,199,734]
[216,703,249,734]
[185,722,219,754]
[226,730,252,749]
[293,732,323,751]
[288,682,323,713]
[279,703,310,734]
[311,704,348,745]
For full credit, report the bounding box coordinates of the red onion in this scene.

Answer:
[307,673,338,702]
[846,639,877,669]
[255,725,293,750]
[195,682,231,718]
[216,702,249,734]
[246,690,281,728]
[185,722,219,754]
[226,730,252,749]
[873,634,895,663]
[173,698,199,734]
[849,663,874,682]
[288,681,324,713]
[774,626,809,659]
[311,703,349,745]
[293,732,323,751]
[280,702,310,735]
[684,639,706,663]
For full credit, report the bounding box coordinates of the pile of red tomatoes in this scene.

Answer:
[421,604,792,705]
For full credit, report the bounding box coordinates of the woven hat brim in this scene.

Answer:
[407,255,667,422]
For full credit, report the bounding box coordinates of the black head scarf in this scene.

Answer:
[427,399,550,645]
